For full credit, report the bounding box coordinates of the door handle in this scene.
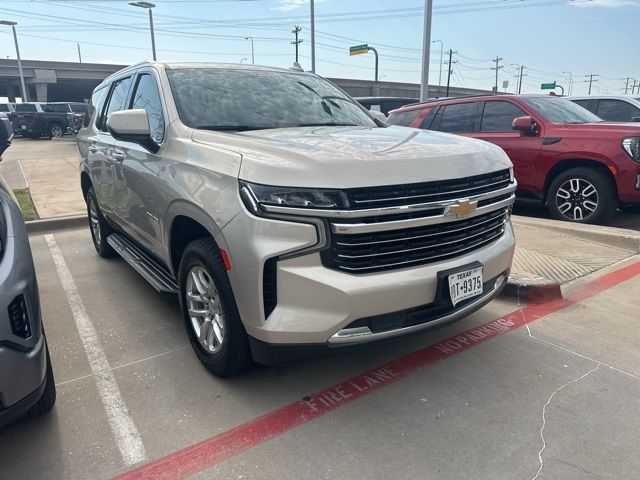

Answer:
[88,145,98,153]
[112,150,125,162]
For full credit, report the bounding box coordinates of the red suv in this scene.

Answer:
[388,95,640,223]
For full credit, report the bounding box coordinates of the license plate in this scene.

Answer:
[448,266,483,307]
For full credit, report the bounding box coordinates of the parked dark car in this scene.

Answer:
[11,102,70,139]
[0,103,15,122]
[0,172,56,427]
[0,113,12,157]
[388,94,640,224]
[355,97,419,116]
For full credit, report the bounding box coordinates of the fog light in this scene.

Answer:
[494,274,506,291]
[8,294,31,339]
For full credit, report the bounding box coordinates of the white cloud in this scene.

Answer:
[273,0,308,11]
[572,0,639,7]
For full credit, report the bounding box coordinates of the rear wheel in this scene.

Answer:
[178,238,252,377]
[86,187,115,257]
[48,123,64,138]
[547,168,616,224]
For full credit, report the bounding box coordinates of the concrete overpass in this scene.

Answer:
[0,59,491,102]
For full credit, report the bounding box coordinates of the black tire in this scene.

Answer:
[48,123,64,139]
[27,342,56,419]
[178,238,252,377]
[86,187,116,258]
[546,167,617,224]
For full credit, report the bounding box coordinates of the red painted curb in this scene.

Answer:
[114,260,640,480]
[502,278,563,303]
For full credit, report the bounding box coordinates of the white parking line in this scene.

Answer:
[45,234,147,467]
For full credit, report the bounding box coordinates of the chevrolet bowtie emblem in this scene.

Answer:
[445,199,478,219]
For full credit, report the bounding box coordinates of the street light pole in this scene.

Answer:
[432,40,443,88]
[419,0,433,102]
[0,20,27,102]
[129,2,156,61]
[245,37,254,64]
[310,0,316,73]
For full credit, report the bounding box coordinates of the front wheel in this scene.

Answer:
[26,342,56,419]
[86,187,115,257]
[546,168,617,224]
[178,238,252,377]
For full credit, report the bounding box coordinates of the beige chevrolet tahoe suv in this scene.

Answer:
[77,62,516,376]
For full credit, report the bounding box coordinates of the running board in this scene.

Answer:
[107,233,178,296]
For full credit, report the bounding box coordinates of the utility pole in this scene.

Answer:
[419,0,433,101]
[310,0,315,73]
[445,49,456,97]
[490,56,503,93]
[585,73,599,95]
[517,65,526,94]
[562,71,573,95]
[624,77,631,94]
[77,42,82,63]
[631,79,638,95]
[291,25,303,63]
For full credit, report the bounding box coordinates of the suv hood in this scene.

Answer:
[561,122,640,137]
[192,125,511,188]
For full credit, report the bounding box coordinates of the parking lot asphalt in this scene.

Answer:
[1,226,639,479]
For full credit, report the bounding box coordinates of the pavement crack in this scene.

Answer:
[530,364,600,480]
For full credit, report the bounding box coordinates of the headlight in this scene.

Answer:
[622,138,640,163]
[509,167,515,183]
[240,181,349,214]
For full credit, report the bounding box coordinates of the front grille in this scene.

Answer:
[322,208,509,273]
[8,294,31,339]
[345,169,511,209]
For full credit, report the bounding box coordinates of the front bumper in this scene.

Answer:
[221,206,516,348]
[0,229,46,417]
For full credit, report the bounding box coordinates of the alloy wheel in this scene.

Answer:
[50,125,63,137]
[88,197,101,245]
[186,266,225,354]
[555,178,599,221]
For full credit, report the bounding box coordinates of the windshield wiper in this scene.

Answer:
[297,122,359,127]
[196,125,272,131]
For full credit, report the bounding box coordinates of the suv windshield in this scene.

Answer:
[522,97,602,124]
[166,68,376,131]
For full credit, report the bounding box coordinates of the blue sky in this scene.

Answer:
[1,0,638,95]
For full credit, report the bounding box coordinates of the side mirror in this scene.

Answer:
[107,109,159,153]
[369,110,387,123]
[631,116,640,122]
[0,113,13,157]
[512,115,537,136]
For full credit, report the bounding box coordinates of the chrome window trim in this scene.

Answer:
[261,181,516,219]
[331,194,515,235]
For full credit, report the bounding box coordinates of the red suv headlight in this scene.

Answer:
[622,138,640,163]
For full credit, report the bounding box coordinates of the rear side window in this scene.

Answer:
[596,99,640,122]
[86,86,109,128]
[46,104,70,113]
[480,101,528,132]
[432,103,477,133]
[15,104,37,113]
[98,77,133,132]
[387,109,421,127]
[129,73,165,144]
[571,99,596,114]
